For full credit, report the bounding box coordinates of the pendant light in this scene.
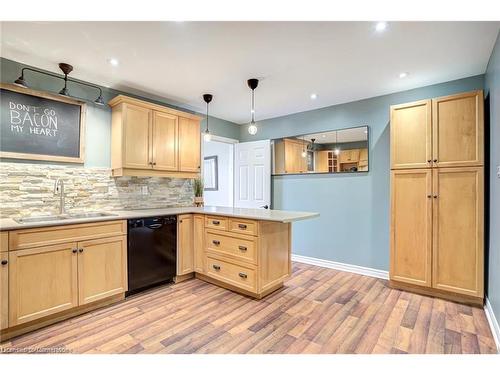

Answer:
[203,94,213,142]
[301,135,307,158]
[247,78,259,135]
[334,130,340,156]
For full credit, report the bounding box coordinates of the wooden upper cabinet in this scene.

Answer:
[432,90,484,167]
[432,167,484,297]
[390,169,432,287]
[152,111,178,171]
[9,242,79,326]
[123,104,152,169]
[178,117,201,172]
[0,251,8,330]
[109,95,202,178]
[177,214,194,275]
[339,149,360,163]
[390,99,432,169]
[78,235,127,305]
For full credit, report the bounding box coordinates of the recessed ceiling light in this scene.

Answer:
[322,134,326,138]
[310,93,318,100]
[399,72,408,78]
[375,22,387,32]
[108,58,119,67]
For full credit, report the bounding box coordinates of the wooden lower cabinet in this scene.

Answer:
[1,252,9,330]
[78,236,127,305]
[9,242,79,326]
[197,216,291,299]
[177,214,194,275]
[390,169,432,287]
[432,167,484,298]
[193,215,205,273]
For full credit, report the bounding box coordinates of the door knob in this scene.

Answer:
[261,205,269,209]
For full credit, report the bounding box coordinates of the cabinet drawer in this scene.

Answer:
[206,230,257,264]
[0,232,8,252]
[228,219,258,236]
[9,220,127,250]
[206,256,257,292]
[205,216,228,231]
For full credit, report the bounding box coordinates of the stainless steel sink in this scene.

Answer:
[14,212,116,224]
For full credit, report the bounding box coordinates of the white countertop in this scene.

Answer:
[0,206,319,231]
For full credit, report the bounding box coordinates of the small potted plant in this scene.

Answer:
[193,178,204,207]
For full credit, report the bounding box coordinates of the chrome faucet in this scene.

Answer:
[54,179,66,215]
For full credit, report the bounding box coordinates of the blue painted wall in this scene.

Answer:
[485,32,500,323]
[0,58,240,167]
[240,75,485,271]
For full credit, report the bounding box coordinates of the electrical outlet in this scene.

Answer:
[497,165,500,179]
[141,186,149,195]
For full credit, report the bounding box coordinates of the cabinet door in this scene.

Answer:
[9,243,78,326]
[390,169,432,287]
[1,252,8,330]
[432,167,484,297]
[152,111,178,171]
[177,214,194,275]
[193,215,205,273]
[390,100,432,169]
[284,141,298,173]
[178,118,201,172]
[78,236,127,305]
[123,104,152,169]
[432,90,484,167]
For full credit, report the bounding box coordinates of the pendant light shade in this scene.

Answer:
[247,78,259,135]
[203,94,213,142]
[334,130,340,155]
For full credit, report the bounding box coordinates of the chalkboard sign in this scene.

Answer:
[0,84,86,163]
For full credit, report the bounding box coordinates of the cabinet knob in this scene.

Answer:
[433,195,438,198]
[433,159,438,163]
[212,220,220,225]
[72,249,78,254]
[238,224,247,229]
[427,159,432,163]
[213,264,221,271]
[212,240,220,246]
[152,162,156,166]
[238,246,247,251]
[238,272,247,279]
[427,194,432,198]
[79,248,84,253]
[1,260,7,266]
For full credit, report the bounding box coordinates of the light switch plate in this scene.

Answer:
[497,165,500,178]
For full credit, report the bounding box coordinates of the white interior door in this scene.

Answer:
[234,140,271,209]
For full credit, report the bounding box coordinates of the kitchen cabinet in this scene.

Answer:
[177,214,194,275]
[339,149,360,164]
[315,150,330,172]
[432,91,484,167]
[390,169,432,287]
[390,99,432,169]
[109,95,202,178]
[78,236,127,305]
[178,117,201,172]
[152,111,178,171]
[389,90,484,305]
[0,251,8,330]
[432,167,483,297]
[358,148,368,171]
[6,221,127,329]
[193,214,205,273]
[274,138,308,174]
[9,242,79,326]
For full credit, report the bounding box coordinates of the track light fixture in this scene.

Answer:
[13,62,106,106]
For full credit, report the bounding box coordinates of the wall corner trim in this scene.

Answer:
[291,254,389,280]
[484,297,500,353]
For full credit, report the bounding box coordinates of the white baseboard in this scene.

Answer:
[484,297,500,353]
[291,254,389,280]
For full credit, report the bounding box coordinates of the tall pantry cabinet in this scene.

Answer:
[389,90,484,305]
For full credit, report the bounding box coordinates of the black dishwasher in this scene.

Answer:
[127,216,177,296]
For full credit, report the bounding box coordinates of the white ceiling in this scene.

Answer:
[1,22,499,124]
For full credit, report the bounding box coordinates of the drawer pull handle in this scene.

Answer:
[238,246,247,251]
[238,272,247,279]
[238,224,247,229]
[1,260,7,266]
[212,220,220,225]
[212,240,221,245]
[213,264,221,271]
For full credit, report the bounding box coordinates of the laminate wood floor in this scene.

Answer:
[1,262,497,354]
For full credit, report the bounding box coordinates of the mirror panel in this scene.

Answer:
[272,125,369,175]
